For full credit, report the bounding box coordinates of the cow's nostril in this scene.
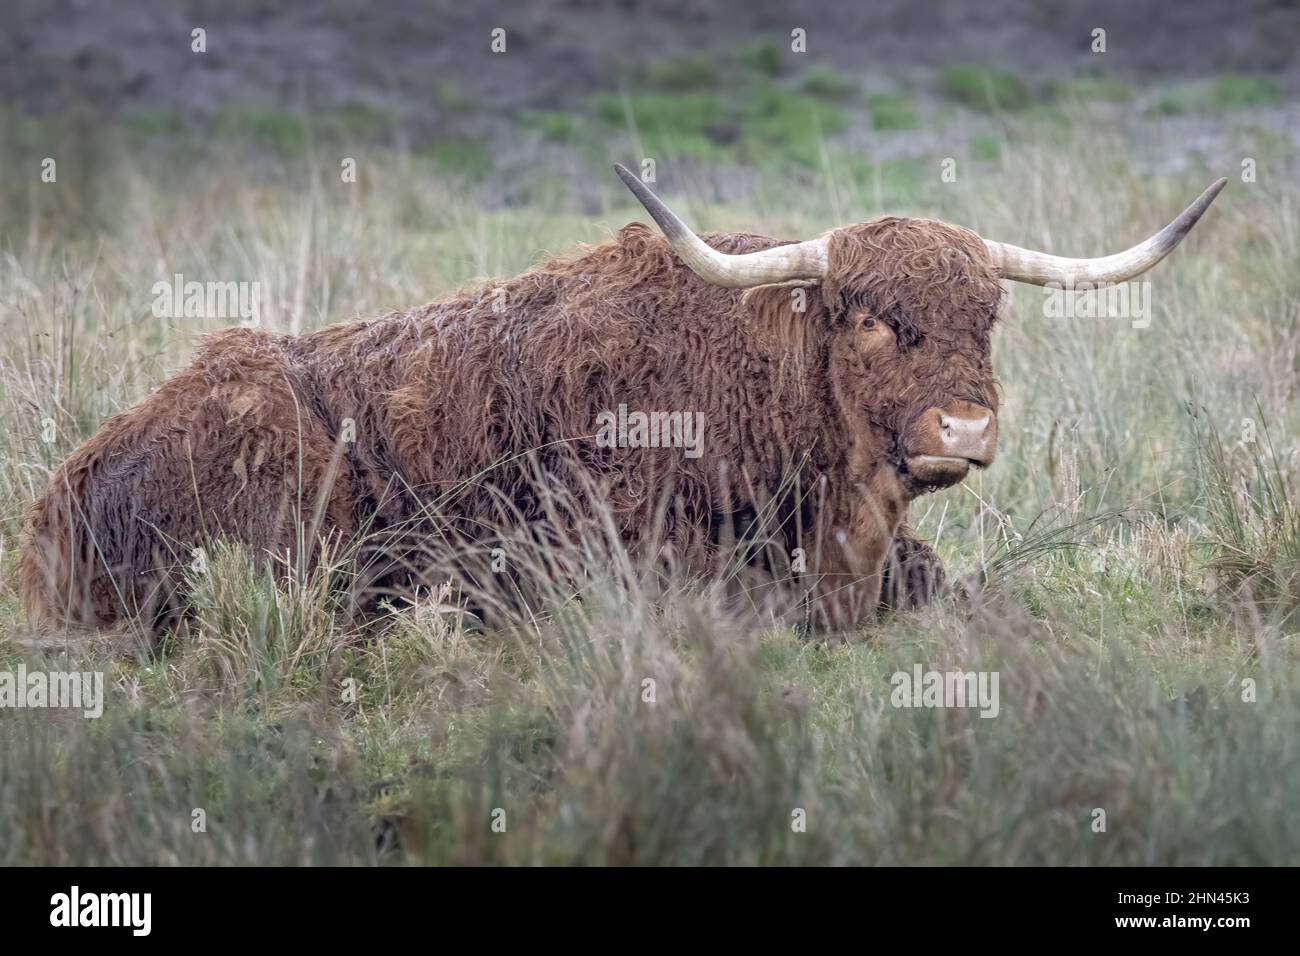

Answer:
[912,405,996,469]
[941,415,989,434]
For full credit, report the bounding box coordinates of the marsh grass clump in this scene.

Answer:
[177,540,353,705]
[1188,408,1300,629]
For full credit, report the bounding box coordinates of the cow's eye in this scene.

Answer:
[857,314,896,353]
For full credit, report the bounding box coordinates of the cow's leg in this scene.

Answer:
[803,482,904,631]
[878,530,946,611]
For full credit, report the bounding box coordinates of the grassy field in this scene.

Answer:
[0,80,1297,864]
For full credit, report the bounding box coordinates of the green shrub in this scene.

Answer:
[647,54,721,91]
[1153,74,1283,116]
[940,64,1032,112]
[868,91,918,130]
[594,92,722,133]
[801,65,858,101]
[528,111,578,142]
[1211,73,1283,109]
[594,92,727,160]
[735,39,782,77]
[740,88,845,168]
[212,106,310,154]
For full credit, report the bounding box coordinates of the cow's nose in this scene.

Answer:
[937,407,996,467]
[903,402,998,488]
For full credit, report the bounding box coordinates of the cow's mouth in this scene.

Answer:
[895,402,997,492]
[898,454,979,490]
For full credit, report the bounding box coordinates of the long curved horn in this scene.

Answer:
[985,178,1227,286]
[615,164,828,288]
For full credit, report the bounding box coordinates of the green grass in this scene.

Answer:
[1153,74,1284,115]
[940,64,1033,112]
[125,108,189,139]
[595,87,846,168]
[0,104,1297,865]
[209,102,397,154]
[434,80,473,115]
[595,91,723,130]
[419,136,495,179]
[868,91,918,130]
[739,88,846,167]
[801,66,858,101]
[595,90,727,159]
[970,133,1001,161]
[526,110,579,143]
[839,156,930,208]
[735,39,783,77]
[1211,74,1284,109]
[647,54,721,91]
[1048,75,1136,104]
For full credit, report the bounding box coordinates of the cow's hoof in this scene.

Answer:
[879,536,945,611]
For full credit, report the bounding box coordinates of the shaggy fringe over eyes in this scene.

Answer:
[821,218,1004,336]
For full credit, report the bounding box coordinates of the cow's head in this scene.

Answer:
[616,165,1225,499]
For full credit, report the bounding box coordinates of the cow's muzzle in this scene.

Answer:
[901,402,997,490]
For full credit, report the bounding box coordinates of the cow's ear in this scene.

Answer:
[741,281,826,353]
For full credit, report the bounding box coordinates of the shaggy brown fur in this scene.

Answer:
[21,216,1003,633]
